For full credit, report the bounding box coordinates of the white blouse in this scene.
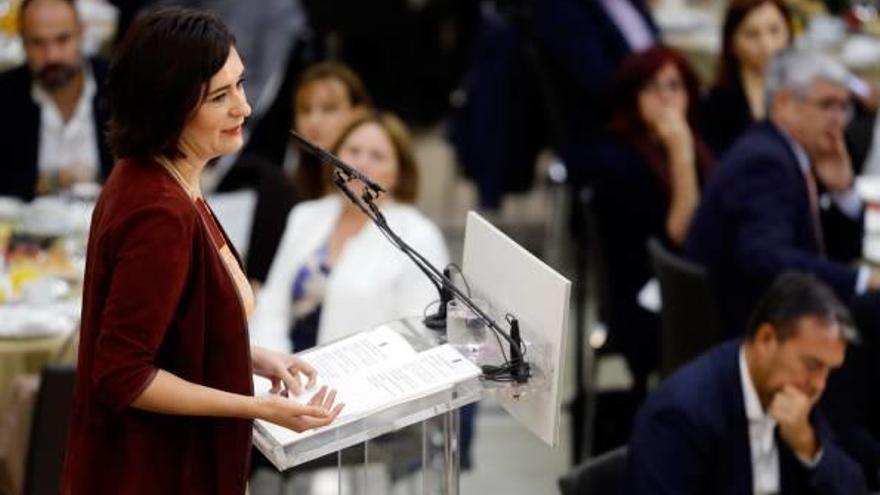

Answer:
[249,195,449,351]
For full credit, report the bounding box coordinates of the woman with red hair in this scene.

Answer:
[593,45,713,394]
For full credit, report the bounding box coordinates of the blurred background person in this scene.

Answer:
[0,0,112,201]
[527,0,658,189]
[592,45,713,405]
[250,111,448,353]
[285,62,373,200]
[625,273,866,495]
[702,0,878,168]
[686,49,874,339]
[686,50,880,486]
[701,0,793,159]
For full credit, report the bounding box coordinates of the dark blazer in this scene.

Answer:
[61,159,253,494]
[592,137,707,382]
[0,58,112,201]
[623,340,867,495]
[447,4,546,208]
[701,82,753,160]
[528,0,658,186]
[593,140,665,381]
[684,121,863,337]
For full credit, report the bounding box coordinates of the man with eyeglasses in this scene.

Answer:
[685,47,880,488]
[686,47,872,339]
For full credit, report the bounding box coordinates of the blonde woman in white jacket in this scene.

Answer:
[250,112,449,352]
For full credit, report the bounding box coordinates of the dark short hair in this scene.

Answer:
[608,45,703,139]
[107,7,236,161]
[746,272,857,343]
[327,111,419,203]
[715,0,793,87]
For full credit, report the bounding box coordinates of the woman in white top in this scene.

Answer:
[251,112,449,352]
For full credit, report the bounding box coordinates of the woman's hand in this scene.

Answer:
[652,109,700,246]
[652,108,694,157]
[256,385,344,432]
[251,345,317,396]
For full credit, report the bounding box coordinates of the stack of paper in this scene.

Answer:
[254,325,481,446]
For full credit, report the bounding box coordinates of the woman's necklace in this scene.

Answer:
[156,156,201,200]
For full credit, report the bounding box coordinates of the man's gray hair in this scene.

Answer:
[765,48,851,111]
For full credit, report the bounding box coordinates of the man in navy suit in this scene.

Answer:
[0,0,111,201]
[624,273,866,495]
[685,49,877,339]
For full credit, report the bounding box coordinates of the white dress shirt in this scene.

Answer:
[739,347,823,495]
[31,65,99,181]
[740,348,782,495]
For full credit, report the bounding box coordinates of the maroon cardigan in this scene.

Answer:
[61,159,254,494]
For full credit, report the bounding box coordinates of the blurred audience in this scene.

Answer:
[593,45,713,394]
[691,47,880,493]
[447,1,548,209]
[250,111,447,353]
[528,0,658,188]
[686,49,874,338]
[687,47,880,482]
[625,273,866,495]
[286,62,372,200]
[701,0,793,158]
[0,0,112,201]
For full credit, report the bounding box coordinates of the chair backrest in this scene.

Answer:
[23,364,76,495]
[558,446,628,495]
[577,187,611,325]
[647,237,721,378]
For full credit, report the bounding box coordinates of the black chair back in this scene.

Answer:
[647,237,721,378]
[23,364,76,495]
[558,446,628,495]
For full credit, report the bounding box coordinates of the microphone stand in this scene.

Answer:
[290,130,530,384]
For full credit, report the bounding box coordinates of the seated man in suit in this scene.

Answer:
[0,0,111,201]
[685,48,879,339]
[624,272,866,495]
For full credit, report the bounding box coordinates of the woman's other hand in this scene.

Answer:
[653,108,694,157]
[251,345,318,396]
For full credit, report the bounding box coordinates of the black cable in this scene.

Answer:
[446,263,471,297]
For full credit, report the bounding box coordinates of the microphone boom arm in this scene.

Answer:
[292,130,529,382]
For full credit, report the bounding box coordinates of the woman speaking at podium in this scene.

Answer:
[61,8,341,494]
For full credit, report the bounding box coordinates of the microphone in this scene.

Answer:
[424,267,453,330]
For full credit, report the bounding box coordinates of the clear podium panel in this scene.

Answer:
[252,408,461,495]
[253,318,482,472]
